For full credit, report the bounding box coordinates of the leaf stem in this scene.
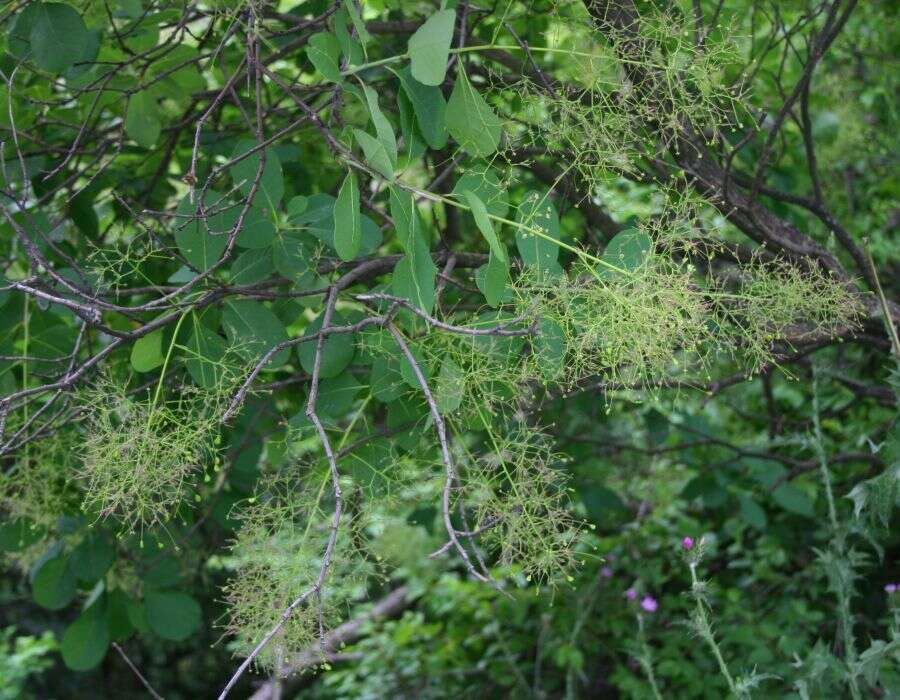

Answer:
[149,308,192,419]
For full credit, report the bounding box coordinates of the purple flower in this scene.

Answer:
[640,596,658,613]
[600,566,614,578]
[625,587,638,601]
[886,583,898,594]
[682,536,695,551]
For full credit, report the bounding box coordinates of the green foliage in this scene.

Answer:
[408,9,456,87]
[333,171,362,261]
[1,0,898,696]
[446,68,503,157]
[60,600,109,671]
[223,470,370,671]
[0,627,56,699]
[78,375,231,534]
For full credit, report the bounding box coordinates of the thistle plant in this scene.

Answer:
[634,609,664,700]
[682,537,774,698]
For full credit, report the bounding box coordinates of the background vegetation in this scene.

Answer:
[0,0,897,697]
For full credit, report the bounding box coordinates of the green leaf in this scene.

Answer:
[106,590,135,642]
[534,319,566,381]
[29,2,90,74]
[307,32,343,83]
[130,329,163,373]
[398,339,429,389]
[334,171,362,261]
[272,232,314,282]
[738,494,768,530]
[231,248,274,286]
[579,485,628,525]
[393,256,436,317]
[140,555,182,589]
[0,519,43,552]
[370,353,405,403]
[462,190,507,263]
[125,91,161,149]
[452,170,508,218]
[394,66,448,149]
[61,601,109,671]
[475,252,509,307]
[600,227,651,276]
[71,534,115,583]
[359,83,397,174]
[126,600,149,634]
[292,193,381,256]
[397,88,427,161]
[183,321,229,389]
[354,128,395,179]
[297,311,355,379]
[389,187,436,313]
[174,193,231,271]
[408,9,455,86]
[114,0,144,20]
[516,191,562,276]
[342,0,370,45]
[222,299,290,369]
[234,207,277,249]
[346,439,393,496]
[317,373,363,418]
[32,555,76,610]
[7,3,40,61]
[334,8,364,65]
[230,140,284,210]
[145,591,202,641]
[436,358,465,413]
[446,69,502,157]
[773,483,815,518]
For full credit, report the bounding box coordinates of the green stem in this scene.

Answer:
[689,562,740,697]
[340,43,664,78]
[636,613,664,700]
[863,240,900,360]
[149,308,192,419]
[811,367,862,700]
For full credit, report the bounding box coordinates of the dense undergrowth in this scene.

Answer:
[0,0,897,697]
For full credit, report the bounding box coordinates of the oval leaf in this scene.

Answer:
[125,91,161,149]
[222,299,290,369]
[61,604,109,671]
[408,9,455,86]
[145,591,202,642]
[307,32,343,83]
[32,555,76,610]
[130,329,164,373]
[297,311,355,379]
[29,2,89,74]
